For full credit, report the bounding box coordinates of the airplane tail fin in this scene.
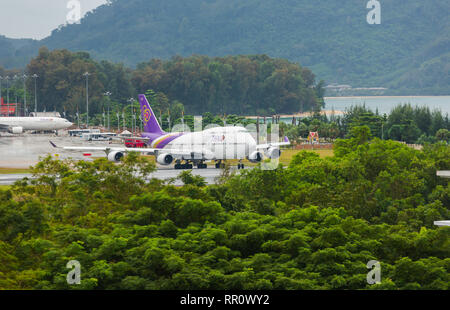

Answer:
[138,94,165,135]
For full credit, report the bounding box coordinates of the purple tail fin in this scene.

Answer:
[139,94,165,134]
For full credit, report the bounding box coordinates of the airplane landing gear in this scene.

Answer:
[215,160,225,169]
[197,162,208,169]
[175,161,193,170]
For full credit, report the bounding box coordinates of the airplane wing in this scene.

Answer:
[256,136,290,149]
[49,141,214,159]
[115,136,151,141]
[50,141,155,153]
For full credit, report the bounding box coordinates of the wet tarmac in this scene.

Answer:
[0,131,243,185]
[0,131,113,168]
[0,174,36,185]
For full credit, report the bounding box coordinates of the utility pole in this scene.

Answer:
[435,171,450,227]
[103,91,112,130]
[83,72,90,128]
[32,74,38,114]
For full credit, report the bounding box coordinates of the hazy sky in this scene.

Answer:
[0,0,107,40]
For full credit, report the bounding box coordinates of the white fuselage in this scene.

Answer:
[158,127,258,160]
[0,117,73,131]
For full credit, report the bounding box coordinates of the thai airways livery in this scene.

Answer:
[0,116,73,134]
[50,94,289,169]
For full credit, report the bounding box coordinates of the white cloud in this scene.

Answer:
[0,0,108,39]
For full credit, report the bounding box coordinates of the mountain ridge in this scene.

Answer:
[1,0,449,94]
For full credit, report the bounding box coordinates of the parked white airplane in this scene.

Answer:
[0,116,73,134]
[50,94,289,169]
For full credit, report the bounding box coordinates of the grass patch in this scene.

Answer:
[87,148,335,167]
[0,168,32,174]
[0,185,11,190]
[279,148,334,166]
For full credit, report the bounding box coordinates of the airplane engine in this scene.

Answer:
[157,153,174,165]
[248,151,263,163]
[107,151,124,162]
[8,126,24,134]
[265,147,281,159]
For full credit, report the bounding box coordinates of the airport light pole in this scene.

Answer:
[0,76,2,105]
[167,109,171,132]
[104,91,112,130]
[5,76,10,105]
[23,74,27,116]
[13,75,18,116]
[122,111,125,131]
[15,94,18,116]
[83,72,90,128]
[32,74,38,114]
[128,98,135,135]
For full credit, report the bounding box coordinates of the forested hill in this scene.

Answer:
[0,36,36,68]
[2,0,450,94]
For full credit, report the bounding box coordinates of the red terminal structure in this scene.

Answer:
[0,98,18,116]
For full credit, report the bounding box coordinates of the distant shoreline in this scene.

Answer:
[325,96,450,99]
[246,110,345,119]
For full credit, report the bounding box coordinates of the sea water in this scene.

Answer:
[324,96,450,115]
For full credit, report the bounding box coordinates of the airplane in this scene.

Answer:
[50,94,290,169]
[0,116,73,134]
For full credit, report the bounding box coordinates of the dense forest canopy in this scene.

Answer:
[0,0,449,94]
[280,104,450,145]
[132,55,321,114]
[1,48,323,116]
[0,130,449,289]
[2,48,449,147]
